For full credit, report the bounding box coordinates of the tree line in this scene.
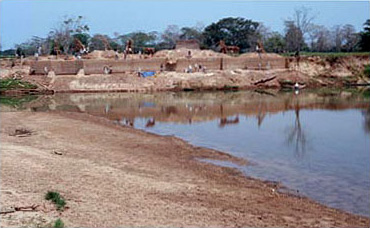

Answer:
[1,8,369,56]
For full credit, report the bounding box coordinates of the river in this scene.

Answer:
[1,89,369,216]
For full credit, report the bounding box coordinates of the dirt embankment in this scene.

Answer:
[1,53,369,93]
[1,111,369,227]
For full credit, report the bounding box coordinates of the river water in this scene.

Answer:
[2,89,369,216]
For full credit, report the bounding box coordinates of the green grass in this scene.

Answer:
[0,55,16,59]
[0,78,38,90]
[53,218,65,228]
[281,52,370,57]
[45,191,66,211]
[0,95,37,108]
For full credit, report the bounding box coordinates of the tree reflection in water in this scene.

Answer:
[219,104,240,128]
[363,107,370,133]
[286,94,308,159]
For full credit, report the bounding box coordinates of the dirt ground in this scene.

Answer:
[1,111,369,227]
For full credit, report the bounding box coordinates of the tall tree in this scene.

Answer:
[285,7,315,51]
[331,25,344,52]
[264,32,285,53]
[289,7,315,40]
[119,32,157,51]
[202,17,260,51]
[89,34,120,51]
[284,21,305,52]
[161,25,180,49]
[359,19,370,51]
[49,16,89,54]
[311,25,332,52]
[340,24,358,52]
[179,27,204,44]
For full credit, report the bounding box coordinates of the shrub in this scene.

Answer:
[45,191,66,211]
[0,78,38,90]
[53,218,65,228]
[364,64,370,78]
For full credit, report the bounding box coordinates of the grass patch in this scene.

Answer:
[45,191,66,211]
[281,52,369,58]
[0,95,37,108]
[0,78,38,91]
[53,218,65,228]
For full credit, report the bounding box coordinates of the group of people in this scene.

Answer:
[185,64,207,73]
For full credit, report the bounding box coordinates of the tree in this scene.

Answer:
[331,25,344,52]
[14,36,47,56]
[359,19,370,51]
[284,21,305,52]
[340,24,359,52]
[310,25,332,52]
[289,7,315,40]
[161,25,180,49]
[89,34,112,51]
[202,17,260,51]
[119,32,157,51]
[49,16,89,54]
[179,25,204,45]
[285,7,315,51]
[73,33,90,47]
[264,32,285,53]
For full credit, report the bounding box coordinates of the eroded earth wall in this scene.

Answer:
[29,56,287,75]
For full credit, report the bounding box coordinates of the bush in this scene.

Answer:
[364,65,370,78]
[53,218,65,228]
[0,78,38,90]
[45,191,66,211]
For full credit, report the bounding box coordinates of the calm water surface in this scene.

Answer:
[2,90,369,216]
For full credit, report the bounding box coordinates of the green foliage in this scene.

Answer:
[0,49,16,57]
[53,219,65,228]
[0,78,38,90]
[179,27,204,44]
[45,191,66,211]
[0,95,37,108]
[358,19,370,51]
[264,32,285,53]
[203,17,260,51]
[364,64,370,78]
[119,32,157,51]
[73,33,90,47]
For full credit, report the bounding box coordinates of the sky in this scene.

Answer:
[0,0,369,50]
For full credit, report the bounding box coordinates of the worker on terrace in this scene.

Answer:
[294,50,301,68]
[256,43,262,59]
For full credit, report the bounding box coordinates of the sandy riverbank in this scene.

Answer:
[1,111,369,227]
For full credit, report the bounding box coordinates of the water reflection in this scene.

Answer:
[1,90,369,216]
[286,94,308,159]
[363,107,370,133]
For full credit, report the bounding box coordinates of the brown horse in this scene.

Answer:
[219,40,240,54]
[143,47,155,56]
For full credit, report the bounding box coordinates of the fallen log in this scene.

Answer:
[253,75,277,85]
[0,205,39,214]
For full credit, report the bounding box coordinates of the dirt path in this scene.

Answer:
[1,111,369,227]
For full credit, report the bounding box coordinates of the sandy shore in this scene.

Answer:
[1,111,369,227]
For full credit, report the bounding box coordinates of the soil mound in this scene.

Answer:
[85,50,117,59]
[154,48,231,61]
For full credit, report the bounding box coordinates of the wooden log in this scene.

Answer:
[253,75,277,85]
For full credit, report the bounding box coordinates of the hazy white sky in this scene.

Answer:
[1,0,369,49]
